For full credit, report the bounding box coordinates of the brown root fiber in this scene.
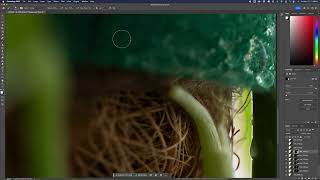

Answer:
[69,80,233,178]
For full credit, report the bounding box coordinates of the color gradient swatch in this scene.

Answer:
[290,16,314,65]
[315,16,318,65]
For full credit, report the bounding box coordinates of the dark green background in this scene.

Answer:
[52,14,276,90]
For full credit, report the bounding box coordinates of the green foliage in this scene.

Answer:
[55,14,276,90]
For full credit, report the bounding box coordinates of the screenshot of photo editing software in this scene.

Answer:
[0,0,319,180]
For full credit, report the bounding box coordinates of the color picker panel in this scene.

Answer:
[290,16,314,65]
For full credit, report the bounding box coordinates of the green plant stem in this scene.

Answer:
[168,85,233,178]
